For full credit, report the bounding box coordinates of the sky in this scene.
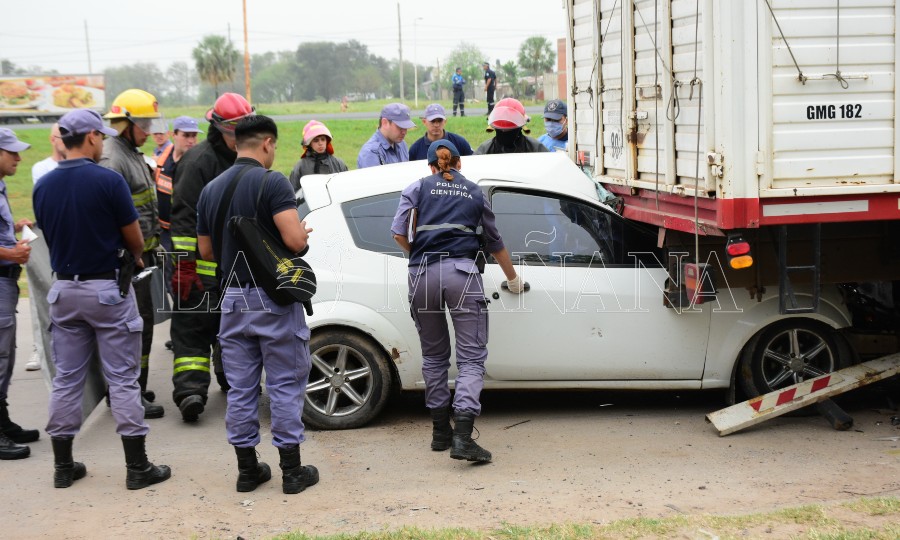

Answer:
[1,0,568,74]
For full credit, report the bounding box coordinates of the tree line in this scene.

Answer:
[1,35,556,106]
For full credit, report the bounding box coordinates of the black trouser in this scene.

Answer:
[453,89,465,116]
[134,252,155,393]
[170,281,220,405]
[486,87,495,114]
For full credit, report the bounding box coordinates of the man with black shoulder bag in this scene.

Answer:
[196,115,319,495]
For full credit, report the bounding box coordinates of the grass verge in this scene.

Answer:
[268,497,900,540]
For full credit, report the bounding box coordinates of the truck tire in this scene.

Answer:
[303,329,393,430]
[738,319,850,399]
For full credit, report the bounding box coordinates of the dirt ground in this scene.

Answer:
[3,301,899,539]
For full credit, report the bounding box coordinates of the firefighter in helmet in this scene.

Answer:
[100,89,164,419]
[169,93,253,422]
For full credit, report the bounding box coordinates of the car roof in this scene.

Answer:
[311,152,601,204]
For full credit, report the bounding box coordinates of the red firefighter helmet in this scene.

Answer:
[488,98,528,130]
[206,93,254,133]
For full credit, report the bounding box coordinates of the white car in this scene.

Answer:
[297,153,853,430]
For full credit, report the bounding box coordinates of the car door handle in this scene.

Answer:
[500,281,531,292]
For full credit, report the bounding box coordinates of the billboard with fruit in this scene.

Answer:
[0,75,105,113]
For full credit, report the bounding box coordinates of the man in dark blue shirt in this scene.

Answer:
[33,108,171,490]
[483,62,497,115]
[408,104,474,161]
[196,115,318,495]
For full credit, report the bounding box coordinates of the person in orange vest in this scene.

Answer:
[156,116,203,289]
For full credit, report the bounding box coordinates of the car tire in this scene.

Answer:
[303,329,393,430]
[738,319,850,399]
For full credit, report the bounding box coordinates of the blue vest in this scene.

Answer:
[409,170,483,267]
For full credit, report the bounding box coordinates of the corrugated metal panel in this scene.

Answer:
[599,0,628,179]
[768,0,896,191]
[670,0,705,190]
[571,0,600,167]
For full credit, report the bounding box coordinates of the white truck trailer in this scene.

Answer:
[564,0,900,398]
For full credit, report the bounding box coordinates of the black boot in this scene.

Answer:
[178,395,204,422]
[142,397,164,419]
[429,406,453,451]
[278,445,319,494]
[122,435,171,490]
[52,436,86,488]
[0,399,39,443]
[0,431,29,460]
[450,413,492,462]
[234,446,271,493]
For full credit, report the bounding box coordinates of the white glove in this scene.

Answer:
[506,275,526,294]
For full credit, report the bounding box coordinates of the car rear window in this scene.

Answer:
[341,192,405,257]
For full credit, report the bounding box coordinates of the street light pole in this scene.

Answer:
[397,3,404,101]
[414,17,423,108]
[242,0,252,103]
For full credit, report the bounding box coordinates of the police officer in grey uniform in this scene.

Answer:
[196,115,318,494]
[0,128,38,460]
[391,139,526,462]
[33,109,171,490]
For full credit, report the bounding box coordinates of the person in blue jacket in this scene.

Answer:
[452,67,466,116]
[538,99,569,152]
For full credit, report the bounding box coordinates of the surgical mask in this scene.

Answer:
[545,120,565,139]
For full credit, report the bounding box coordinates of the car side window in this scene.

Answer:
[341,192,404,257]
[489,190,619,265]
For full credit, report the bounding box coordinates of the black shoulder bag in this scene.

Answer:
[214,166,316,311]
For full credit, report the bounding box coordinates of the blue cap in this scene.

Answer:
[59,109,118,137]
[0,128,30,152]
[173,116,203,133]
[543,99,567,120]
[380,103,416,129]
[426,139,460,165]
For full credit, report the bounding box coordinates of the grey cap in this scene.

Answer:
[381,103,416,129]
[0,128,30,152]
[173,116,203,133]
[423,103,446,121]
[59,109,118,137]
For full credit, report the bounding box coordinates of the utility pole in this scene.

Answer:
[84,20,93,73]
[242,0,252,103]
[435,58,441,100]
[397,3,404,101]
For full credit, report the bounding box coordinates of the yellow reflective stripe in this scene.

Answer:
[141,354,149,368]
[172,237,197,252]
[132,188,155,207]
[173,357,211,374]
[196,260,217,276]
[143,236,159,251]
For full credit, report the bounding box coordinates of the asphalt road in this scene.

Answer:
[4,298,899,538]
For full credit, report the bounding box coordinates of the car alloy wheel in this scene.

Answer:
[303,330,393,430]
[739,319,848,398]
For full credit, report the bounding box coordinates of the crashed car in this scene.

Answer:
[297,153,853,429]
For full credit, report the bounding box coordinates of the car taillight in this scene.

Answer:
[726,234,753,270]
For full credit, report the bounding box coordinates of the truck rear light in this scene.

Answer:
[726,234,753,270]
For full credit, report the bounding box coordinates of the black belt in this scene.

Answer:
[0,265,21,279]
[57,270,117,281]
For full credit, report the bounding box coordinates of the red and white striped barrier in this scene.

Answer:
[748,373,844,414]
[707,354,900,436]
